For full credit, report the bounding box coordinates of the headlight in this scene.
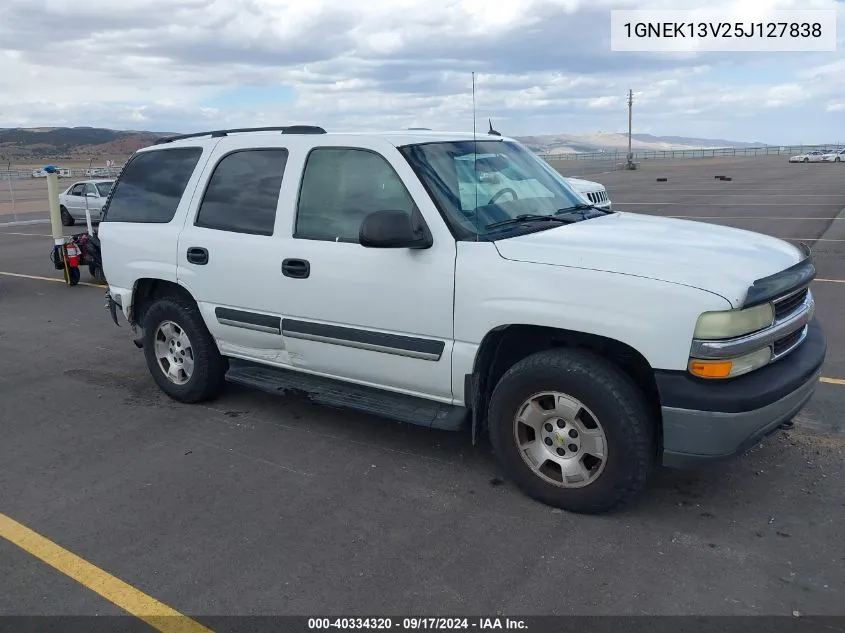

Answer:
[693,303,774,340]
[688,347,772,379]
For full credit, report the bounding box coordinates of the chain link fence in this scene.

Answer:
[0,165,125,224]
[540,143,841,162]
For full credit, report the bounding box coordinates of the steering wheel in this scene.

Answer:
[487,188,518,206]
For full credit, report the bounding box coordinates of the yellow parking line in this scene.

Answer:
[0,232,53,237]
[821,377,845,386]
[816,278,845,283]
[0,513,211,633]
[0,270,106,289]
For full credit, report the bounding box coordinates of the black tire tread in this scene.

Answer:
[141,296,226,404]
[488,347,655,514]
[60,206,74,226]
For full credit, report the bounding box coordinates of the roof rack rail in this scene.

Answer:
[154,125,326,145]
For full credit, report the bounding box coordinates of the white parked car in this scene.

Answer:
[789,150,827,163]
[820,148,845,162]
[99,126,825,514]
[561,176,612,210]
[58,179,114,226]
[454,154,611,211]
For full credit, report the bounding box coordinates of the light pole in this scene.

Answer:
[627,89,634,168]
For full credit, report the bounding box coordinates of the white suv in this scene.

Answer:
[99,126,825,514]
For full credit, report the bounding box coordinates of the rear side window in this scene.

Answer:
[195,149,287,236]
[103,147,202,223]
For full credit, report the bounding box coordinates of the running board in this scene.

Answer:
[225,360,468,431]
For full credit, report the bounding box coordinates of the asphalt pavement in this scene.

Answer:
[1,156,844,624]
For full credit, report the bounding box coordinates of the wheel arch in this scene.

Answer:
[129,278,199,344]
[467,324,662,447]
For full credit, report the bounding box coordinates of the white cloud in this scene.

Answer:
[0,0,842,142]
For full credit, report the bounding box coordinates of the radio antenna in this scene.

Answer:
[472,71,479,241]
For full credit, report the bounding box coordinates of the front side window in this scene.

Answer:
[70,184,84,196]
[399,139,604,240]
[103,147,202,223]
[195,149,288,236]
[295,148,416,243]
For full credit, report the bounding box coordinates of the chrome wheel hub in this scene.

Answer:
[153,320,194,385]
[513,391,608,488]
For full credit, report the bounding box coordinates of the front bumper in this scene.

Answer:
[657,319,826,468]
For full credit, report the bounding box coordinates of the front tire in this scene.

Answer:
[141,297,227,403]
[488,348,655,514]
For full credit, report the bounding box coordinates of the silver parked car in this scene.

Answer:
[820,148,845,163]
[58,179,114,226]
[789,150,827,163]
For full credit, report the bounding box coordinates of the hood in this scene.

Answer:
[493,212,804,306]
[562,176,603,192]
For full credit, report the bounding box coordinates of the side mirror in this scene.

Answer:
[359,210,432,249]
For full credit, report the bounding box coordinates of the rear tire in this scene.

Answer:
[89,265,106,285]
[60,206,74,226]
[488,348,655,514]
[141,296,227,403]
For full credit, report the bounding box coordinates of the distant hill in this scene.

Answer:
[629,133,767,148]
[0,126,770,166]
[0,127,165,165]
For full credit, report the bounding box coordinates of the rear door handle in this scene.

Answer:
[187,247,208,265]
[282,258,310,279]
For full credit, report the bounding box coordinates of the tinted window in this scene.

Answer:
[103,147,202,223]
[84,183,98,196]
[295,148,415,242]
[70,184,84,195]
[95,181,114,197]
[195,149,287,236]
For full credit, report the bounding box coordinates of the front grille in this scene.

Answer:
[774,287,808,320]
[587,191,606,203]
[773,326,805,356]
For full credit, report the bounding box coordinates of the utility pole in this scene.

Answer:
[627,89,633,167]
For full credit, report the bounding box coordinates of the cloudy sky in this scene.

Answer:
[0,0,843,143]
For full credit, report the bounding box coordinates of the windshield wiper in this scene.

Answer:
[556,203,610,216]
[485,214,574,230]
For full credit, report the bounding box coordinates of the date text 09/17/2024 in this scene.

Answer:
[307,617,527,630]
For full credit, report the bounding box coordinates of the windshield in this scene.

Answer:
[399,139,605,240]
[96,181,114,197]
